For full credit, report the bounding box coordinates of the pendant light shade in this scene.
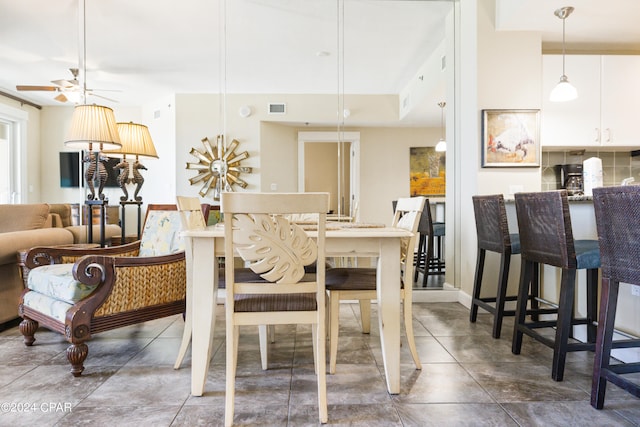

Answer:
[549,75,578,102]
[435,101,446,152]
[550,6,577,102]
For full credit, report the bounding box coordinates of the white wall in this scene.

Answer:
[457,0,542,302]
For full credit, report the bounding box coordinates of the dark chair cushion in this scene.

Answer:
[575,240,601,270]
[433,222,445,237]
[230,271,319,312]
[510,233,521,254]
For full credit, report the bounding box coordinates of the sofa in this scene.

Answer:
[0,204,74,327]
[48,203,122,244]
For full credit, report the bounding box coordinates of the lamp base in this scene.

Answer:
[85,199,109,247]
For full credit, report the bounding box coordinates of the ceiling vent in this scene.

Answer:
[268,103,286,114]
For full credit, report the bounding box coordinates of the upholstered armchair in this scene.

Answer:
[18,209,186,377]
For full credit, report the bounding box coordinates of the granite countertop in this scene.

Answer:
[504,194,593,203]
[567,195,593,201]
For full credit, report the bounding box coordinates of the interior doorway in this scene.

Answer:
[298,131,360,220]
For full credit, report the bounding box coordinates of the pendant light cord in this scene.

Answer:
[561,15,566,77]
[79,0,87,104]
[336,0,345,218]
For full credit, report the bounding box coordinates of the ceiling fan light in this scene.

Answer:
[550,76,578,102]
[435,138,447,152]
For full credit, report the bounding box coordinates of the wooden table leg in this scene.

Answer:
[190,236,219,396]
[377,238,401,394]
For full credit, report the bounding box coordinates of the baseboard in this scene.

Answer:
[0,317,21,332]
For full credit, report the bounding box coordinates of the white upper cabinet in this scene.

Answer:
[541,55,640,148]
[600,55,640,147]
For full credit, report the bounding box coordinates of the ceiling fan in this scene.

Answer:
[15,67,118,103]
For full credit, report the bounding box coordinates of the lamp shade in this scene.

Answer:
[549,75,578,102]
[104,122,159,159]
[435,138,447,152]
[64,104,122,150]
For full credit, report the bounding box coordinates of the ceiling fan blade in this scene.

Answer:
[86,88,123,93]
[16,85,58,91]
[54,93,68,103]
[88,92,118,103]
[51,79,76,88]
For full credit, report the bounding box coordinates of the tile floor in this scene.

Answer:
[1,301,639,426]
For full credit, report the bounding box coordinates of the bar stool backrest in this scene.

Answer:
[472,194,512,254]
[514,190,576,269]
[592,186,640,285]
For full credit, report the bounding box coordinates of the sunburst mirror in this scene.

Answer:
[186,135,252,200]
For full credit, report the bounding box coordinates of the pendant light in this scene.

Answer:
[549,6,577,102]
[435,101,446,152]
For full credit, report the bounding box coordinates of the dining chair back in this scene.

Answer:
[591,185,640,408]
[325,196,425,374]
[222,192,329,426]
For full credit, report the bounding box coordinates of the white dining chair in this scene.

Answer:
[222,192,329,426]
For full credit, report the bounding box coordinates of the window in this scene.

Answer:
[0,104,27,204]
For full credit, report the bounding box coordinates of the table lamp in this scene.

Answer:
[64,104,121,201]
[103,122,159,202]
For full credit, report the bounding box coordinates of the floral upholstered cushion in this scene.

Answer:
[138,210,185,257]
[27,263,98,305]
[22,291,73,324]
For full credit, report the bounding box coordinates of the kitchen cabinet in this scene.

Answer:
[541,55,640,148]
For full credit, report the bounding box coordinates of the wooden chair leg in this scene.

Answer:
[19,318,38,346]
[530,262,540,322]
[173,284,192,369]
[329,291,341,374]
[225,324,238,427]
[359,299,371,334]
[259,325,269,370]
[67,342,88,377]
[591,277,618,409]
[469,249,486,323]
[586,268,599,344]
[552,269,576,382]
[414,235,426,282]
[421,234,435,286]
[493,253,511,339]
[316,320,328,423]
[512,260,533,355]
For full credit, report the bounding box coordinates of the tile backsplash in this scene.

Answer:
[541,150,640,191]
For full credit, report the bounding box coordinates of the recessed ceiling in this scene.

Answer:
[0,1,450,113]
[0,0,638,127]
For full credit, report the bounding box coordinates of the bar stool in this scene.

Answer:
[413,198,445,285]
[470,194,536,339]
[512,190,600,381]
[591,186,640,408]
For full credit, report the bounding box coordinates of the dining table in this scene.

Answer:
[178,222,413,396]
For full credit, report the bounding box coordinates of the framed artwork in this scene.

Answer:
[481,109,541,167]
[410,147,445,196]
